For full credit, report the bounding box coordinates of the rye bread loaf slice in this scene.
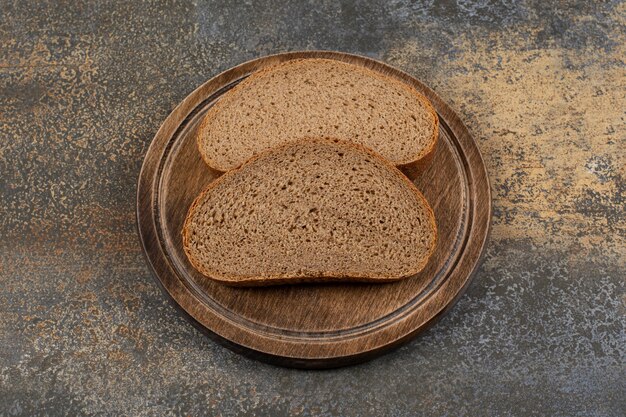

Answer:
[183,138,437,286]
[196,58,439,172]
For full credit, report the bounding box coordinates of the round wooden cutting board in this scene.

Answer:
[137,51,491,368]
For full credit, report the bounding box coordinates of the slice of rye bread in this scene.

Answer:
[196,58,439,172]
[183,138,437,286]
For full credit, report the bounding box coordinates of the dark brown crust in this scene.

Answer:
[182,138,438,286]
[195,58,440,172]
[399,137,438,181]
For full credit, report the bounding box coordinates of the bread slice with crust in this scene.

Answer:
[183,138,437,286]
[196,58,439,172]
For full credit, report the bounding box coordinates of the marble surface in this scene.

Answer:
[1,1,624,415]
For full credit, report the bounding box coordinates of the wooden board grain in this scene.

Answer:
[136,51,492,368]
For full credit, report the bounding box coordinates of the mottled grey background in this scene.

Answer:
[1,1,625,416]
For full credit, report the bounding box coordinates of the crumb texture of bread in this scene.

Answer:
[197,59,438,171]
[183,139,437,285]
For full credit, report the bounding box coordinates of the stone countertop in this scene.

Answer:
[1,1,624,416]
